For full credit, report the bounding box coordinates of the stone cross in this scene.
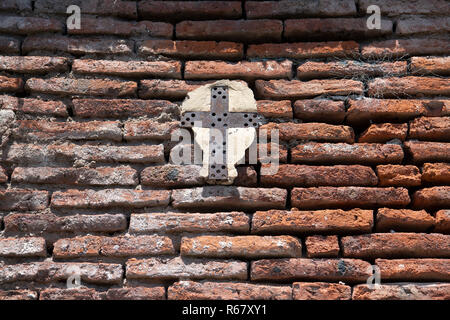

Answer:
[180,85,264,180]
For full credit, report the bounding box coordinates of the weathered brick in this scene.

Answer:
[358,0,450,16]
[72,99,178,119]
[168,281,292,300]
[376,208,435,232]
[185,60,292,80]
[352,283,450,300]
[139,1,242,20]
[0,15,63,34]
[0,189,48,211]
[12,166,138,186]
[0,237,46,257]
[305,235,339,258]
[341,233,450,258]
[0,75,23,92]
[397,17,450,35]
[257,100,292,118]
[138,40,243,60]
[176,20,282,42]
[124,121,178,141]
[422,163,450,184]
[0,35,20,54]
[261,164,377,187]
[293,99,345,123]
[106,287,165,300]
[285,18,392,40]
[252,209,373,234]
[405,141,450,163]
[413,187,450,209]
[139,80,206,99]
[14,120,122,142]
[260,122,354,142]
[172,186,286,210]
[291,142,404,164]
[9,98,68,117]
[53,235,175,258]
[39,288,101,300]
[376,165,421,187]
[23,35,133,55]
[292,282,351,300]
[368,76,450,98]
[411,56,450,75]
[0,167,7,183]
[35,0,136,17]
[246,0,356,19]
[291,187,410,209]
[251,258,371,282]
[297,60,406,80]
[73,59,181,78]
[0,290,37,301]
[129,212,250,234]
[376,258,450,281]
[126,257,247,280]
[4,213,127,234]
[0,56,69,74]
[435,210,450,233]
[358,123,408,143]
[181,235,301,259]
[248,41,359,59]
[26,78,137,97]
[409,116,450,141]
[0,0,32,11]
[256,79,363,99]
[51,189,170,209]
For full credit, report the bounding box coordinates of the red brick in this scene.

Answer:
[138,40,243,60]
[293,282,351,300]
[305,235,339,258]
[409,116,450,141]
[139,1,242,20]
[0,0,32,11]
[352,283,450,300]
[126,257,247,280]
[168,281,292,300]
[0,15,62,34]
[246,0,356,19]
[185,60,292,80]
[26,78,137,97]
[291,187,410,209]
[139,79,207,99]
[291,142,404,164]
[248,41,359,59]
[368,76,450,98]
[14,98,68,117]
[411,56,450,75]
[405,141,450,163]
[358,0,450,16]
[181,235,301,259]
[106,287,165,300]
[14,120,122,142]
[257,100,292,118]
[35,0,137,18]
[376,258,450,281]
[258,143,288,163]
[0,36,20,54]
[130,212,249,234]
[342,233,450,258]
[361,37,450,58]
[376,165,422,187]
[252,209,373,234]
[176,20,282,42]
[293,99,345,123]
[73,99,178,119]
[422,163,450,184]
[413,187,450,209]
[23,35,133,55]
[141,165,203,187]
[12,166,138,186]
[0,189,48,211]
[124,121,178,141]
[397,17,450,35]
[0,56,69,74]
[376,208,435,232]
[435,210,450,233]
[73,59,181,78]
[39,288,101,301]
[0,75,23,92]
[0,167,7,183]
[256,79,363,99]
[260,122,354,142]
[0,237,46,257]
[69,17,172,38]
[51,189,170,209]
[0,290,37,301]
[4,213,127,234]
[285,18,392,40]
[53,235,175,258]
[171,186,286,210]
[359,123,408,143]
[251,258,371,282]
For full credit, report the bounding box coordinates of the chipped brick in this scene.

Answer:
[411,56,450,75]
[293,99,345,123]
[376,258,450,281]
[293,282,351,300]
[409,116,450,141]
[0,56,69,74]
[435,210,450,234]
[376,165,422,187]
[358,123,408,143]
[405,141,450,163]
[0,237,46,257]
[376,208,435,232]
[413,187,450,209]
[422,163,450,184]
[0,189,49,211]
[124,121,178,141]
[305,235,339,258]
[352,283,450,300]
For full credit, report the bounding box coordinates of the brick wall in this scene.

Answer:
[0,0,449,300]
